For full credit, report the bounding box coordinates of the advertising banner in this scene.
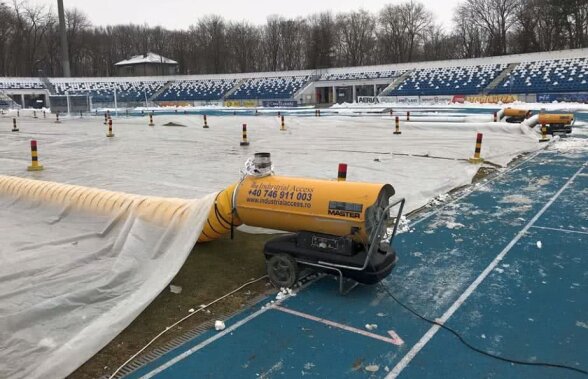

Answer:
[465,95,518,104]
[357,96,379,104]
[262,100,298,107]
[420,95,454,104]
[537,93,588,103]
[396,96,420,105]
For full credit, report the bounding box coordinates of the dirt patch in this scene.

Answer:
[69,230,275,379]
[162,122,186,127]
[472,165,498,183]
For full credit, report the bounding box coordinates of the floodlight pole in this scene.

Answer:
[113,87,118,117]
[66,90,71,117]
[57,0,71,77]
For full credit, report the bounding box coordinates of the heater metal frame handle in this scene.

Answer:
[317,197,406,272]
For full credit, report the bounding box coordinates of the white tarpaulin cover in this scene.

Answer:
[0,111,552,378]
[0,178,215,379]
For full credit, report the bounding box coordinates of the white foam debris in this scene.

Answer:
[446,222,465,229]
[376,312,387,317]
[536,241,543,249]
[500,194,533,204]
[550,138,588,153]
[275,287,295,301]
[303,362,315,370]
[214,320,226,331]
[169,285,182,294]
[495,268,504,274]
[576,321,588,329]
[481,334,486,339]
[365,324,378,331]
[430,193,450,206]
[188,308,195,313]
[365,365,380,372]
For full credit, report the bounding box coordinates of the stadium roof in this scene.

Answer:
[115,52,178,66]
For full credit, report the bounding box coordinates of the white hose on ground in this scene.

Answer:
[108,275,268,379]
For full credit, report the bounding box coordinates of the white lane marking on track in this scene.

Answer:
[530,225,588,235]
[387,161,587,379]
[139,306,270,379]
[273,305,404,346]
[139,277,322,378]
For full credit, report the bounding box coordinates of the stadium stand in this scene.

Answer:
[390,64,508,96]
[52,80,165,102]
[490,58,588,94]
[227,76,311,100]
[156,79,237,101]
[0,78,45,90]
[3,49,588,104]
[320,70,400,81]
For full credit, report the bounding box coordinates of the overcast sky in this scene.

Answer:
[27,0,462,30]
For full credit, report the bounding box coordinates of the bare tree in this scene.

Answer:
[305,12,336,69]
[461,0,519,55]
[1,0,588,77]
[336,10,376,66]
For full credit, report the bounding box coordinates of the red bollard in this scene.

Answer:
[337,163,348,181]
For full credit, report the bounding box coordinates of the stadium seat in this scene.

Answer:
[227,76,310,100]
[389,64,508,96]
[0,78,45,90]
[490,58,588,94]
[52,80,166,102]
[156,79,237,101]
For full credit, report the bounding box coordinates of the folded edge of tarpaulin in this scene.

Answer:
[0,175,217,379]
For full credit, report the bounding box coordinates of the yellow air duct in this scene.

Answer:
[0,176,197,228]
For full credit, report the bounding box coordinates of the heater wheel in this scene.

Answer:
[267,253,298,288]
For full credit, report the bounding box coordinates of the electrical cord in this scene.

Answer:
[366,185,587,376]
[378,283,588,376]
[108,275,268,379]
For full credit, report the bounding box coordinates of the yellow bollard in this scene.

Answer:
[104,113,108,125]
[33,110,37,119]
[149,113,154,127]
[55,112,61,124]
[12,118,19,132]
[203,114,209,129]
[394,116,402,135]
[27,140,44,171]
[106,119,114,138]
[539,124,550,143]
[240,124,250,146]
[406,111,410,121]
[469,133,484,164]
[280,115,286,131]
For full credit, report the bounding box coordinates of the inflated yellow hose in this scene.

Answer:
[0,175,206,229]
[198,182,242,243]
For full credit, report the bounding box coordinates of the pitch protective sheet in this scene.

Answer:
[0,185,215,379]
[0,114,544,213]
